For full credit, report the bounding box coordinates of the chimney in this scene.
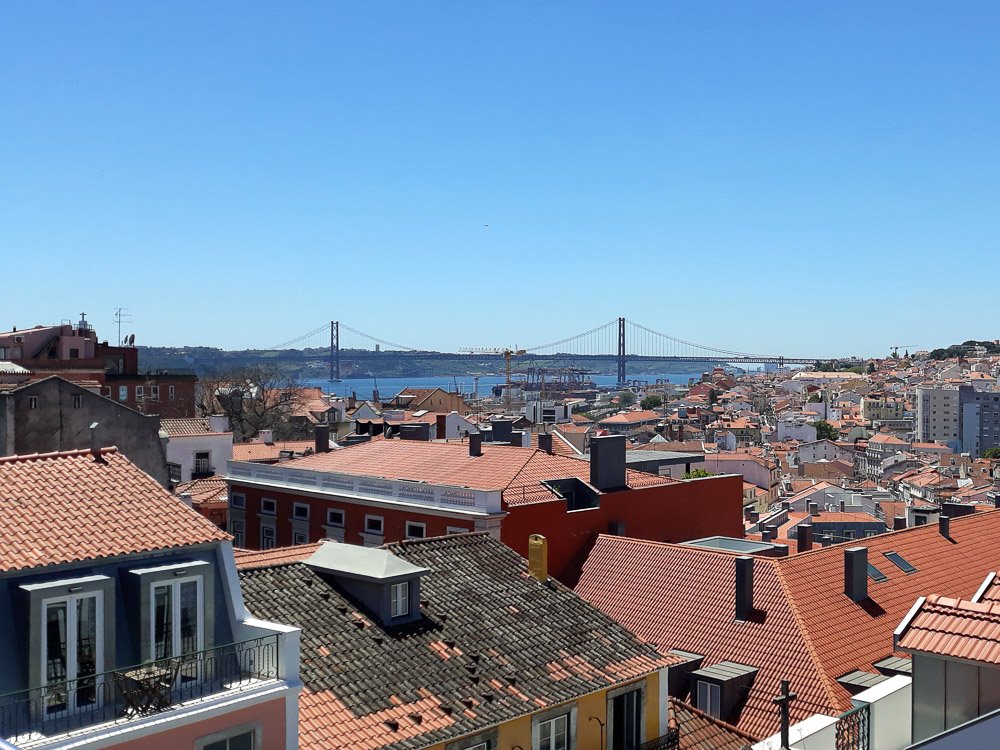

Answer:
[781,501,791,511]
[435,414,447,439]
[893,515,907,531]
[844,547,868,602]
[735,556,754,621]
[469,432,483,457]
[208,414,229,433]
[89,421,101,459]
[179,491,193,507]
[258,428,274,444]
[797,524,813,553]
[314,423,331,453]
[590,434,627,492]
[820,534,833,547]
[839,499,846,512]
[761,528,773,543]
[538,433,553,455]
[492,419,513,443]
[766,524,779,541]
[939,515,950,539]
[808,501,819,516]
[528,534,548,582]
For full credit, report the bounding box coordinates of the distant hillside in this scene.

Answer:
[137,346,722,379]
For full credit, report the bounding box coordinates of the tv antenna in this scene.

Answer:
[113,307,133,346]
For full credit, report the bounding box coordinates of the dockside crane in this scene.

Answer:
[459,347,526,411]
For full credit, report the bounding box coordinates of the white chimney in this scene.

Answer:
[258,429,274,445]
[208,414,230,433]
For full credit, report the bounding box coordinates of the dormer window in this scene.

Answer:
[690,661,758,722]
[390,582,409,618]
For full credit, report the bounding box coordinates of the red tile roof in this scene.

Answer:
[160,417,225,436]
[670,697,759,750]
[897,594,1000,665]
[266,440,673,506]
[234,542,325,570]
[232,439,317,462]
[575,510,1000,739]
[174,477,228,506]
[0,448,229,572]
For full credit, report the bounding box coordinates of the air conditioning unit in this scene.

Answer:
[13,336,22,344]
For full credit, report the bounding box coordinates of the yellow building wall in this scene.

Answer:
[645,671,662,739]
[498,713,532,748]
[576,689,607,747]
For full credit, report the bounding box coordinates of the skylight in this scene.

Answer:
[867,563,888,583]
[883,551,916,574]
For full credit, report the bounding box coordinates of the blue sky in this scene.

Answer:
[2,2,998,357]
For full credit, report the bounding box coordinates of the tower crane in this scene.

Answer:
[890,344,918,358]
[459,347,526,410]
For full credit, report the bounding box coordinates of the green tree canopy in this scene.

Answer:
[640,395,663,411]
[812,420,838,441]
[617,391,636,407]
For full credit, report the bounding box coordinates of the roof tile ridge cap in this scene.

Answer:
[501,446,547,492]
[0,446,118,464]
[771,561,846,713]
[667,696,760,742]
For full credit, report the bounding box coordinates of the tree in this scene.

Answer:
[617,391,636,407]
[808,393,823,403]
[684,468,712,479]
[640,395,663,411]
[198,364,304,442]
[812,420,838,441]
[982,448,1000,459]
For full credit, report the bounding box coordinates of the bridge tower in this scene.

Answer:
[617,316,626,387]
[329,321,340,381]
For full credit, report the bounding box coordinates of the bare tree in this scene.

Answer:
[197,364,304,442]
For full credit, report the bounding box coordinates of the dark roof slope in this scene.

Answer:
[240,533,674,750]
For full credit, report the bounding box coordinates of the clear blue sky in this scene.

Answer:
[2,2,998,357]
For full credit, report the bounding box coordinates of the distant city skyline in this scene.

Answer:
[3,2,998,356]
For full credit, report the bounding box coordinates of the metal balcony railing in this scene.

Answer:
[1,635,278,744]
[635,727,680,750]
[835,703,871,750]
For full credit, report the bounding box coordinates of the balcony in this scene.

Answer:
[1,635,279,747]
[635,727,680,750]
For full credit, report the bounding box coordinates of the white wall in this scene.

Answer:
[166,433,234,482]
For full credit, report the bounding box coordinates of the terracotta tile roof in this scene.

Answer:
[267,440,673,506]
[670,697,759,750]
[0,448,229,573]
[811,511,886,524]
[174,477,228,506]
[239,533,676,750]
[232,439,317,462]
[234,542,325,570]
[528,431,580,456]
[599,410,662,425]
[160,417,224,436]
[897,594,1000,665]
[575,510,1000,739]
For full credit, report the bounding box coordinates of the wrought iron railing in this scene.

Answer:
[635,727,680,750]
[835,703,870,750]
[0,635,278,743]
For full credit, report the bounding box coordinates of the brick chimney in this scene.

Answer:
[735,556,754,621]
[797,524,813,553]
[844,547,868,602]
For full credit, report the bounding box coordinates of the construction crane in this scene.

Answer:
[890,344,919,358]
[459,347,526,410]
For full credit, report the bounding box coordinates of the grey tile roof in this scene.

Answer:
[239,533,675,750]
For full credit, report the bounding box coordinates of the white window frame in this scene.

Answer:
[390,581,409,618]
[365,514,384,534]
[536,712,571,750]
[260,498,276,515]
[135,386,144,400]
[405,521,426,540]
[149,575,204,663]
[326,508,345,527]
[261,523,276,550]
[292,502,310,521]
[150,385,160,400]
[696,680,721,718]
[118,385,128,402]
[231,519,245,547]
[292,531,308,545]
[168,385,176,400]
[230,493,246,509]
[195,721,262,750]
[39,590,105,716]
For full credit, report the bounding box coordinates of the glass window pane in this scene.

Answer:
[45,602,68,712]
[76,596,98,707]
[180,580,200,655]
[154,585,173,659]
[228,731,254,750]
[203,741,227,750]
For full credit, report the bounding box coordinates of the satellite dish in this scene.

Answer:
[128,333,135,346]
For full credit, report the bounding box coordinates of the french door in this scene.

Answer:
[42,592,103,715]
[610,688,642,750]
[151,577,203,683]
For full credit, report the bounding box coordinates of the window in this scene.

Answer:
[150,385,159,400]
[151,577,203,682]
[168,385,176,400]
[260,498,276,515]
[365,515,384,534]
[293,503,310,520]
[884,551,917,574]
[118,386,128,402]
[28,396,38,410]
[136,386,144,400]
[538,713,569,750]
[261,524,276,550]
[231,493,246,509]
[231,519,245,547]
[867,563,888,583]
[73,394,82,408]
[696,680,721,718]
[196,723,259,750]
[609,687,642,750]
[390,581,409,618]
[293,532,308,545]
[194,451,211,476]
[69,348,79,359]
[405,521,426,539]
[843,530,855,540]
[41,591,103,714]
[326,509,345,527]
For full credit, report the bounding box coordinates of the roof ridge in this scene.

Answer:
[0,446,119,464]
[501,447,552,492]
[771,562,847,713]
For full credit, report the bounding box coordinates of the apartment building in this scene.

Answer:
[917,384,1000,456]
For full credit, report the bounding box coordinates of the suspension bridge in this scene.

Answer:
[270,318,838,386]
